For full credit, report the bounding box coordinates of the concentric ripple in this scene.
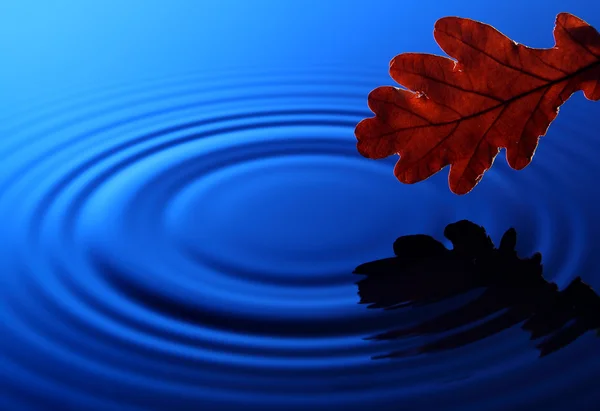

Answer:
[1,68,600,410]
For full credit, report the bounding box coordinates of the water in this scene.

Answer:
[1,1,600,410]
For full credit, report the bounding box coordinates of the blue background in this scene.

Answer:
[1,1,599,410]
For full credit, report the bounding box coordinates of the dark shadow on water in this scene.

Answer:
[354,220,600,359]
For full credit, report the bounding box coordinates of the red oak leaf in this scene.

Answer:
[355,13,600,194]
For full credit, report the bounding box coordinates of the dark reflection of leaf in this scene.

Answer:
[354,220,600,359]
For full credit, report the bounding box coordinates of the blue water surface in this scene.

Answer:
[1,1,600,410]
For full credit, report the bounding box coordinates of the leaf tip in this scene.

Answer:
[434,15,462,30]
[449,178,477,195]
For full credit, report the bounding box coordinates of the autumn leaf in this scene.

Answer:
[355,13,600,194]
